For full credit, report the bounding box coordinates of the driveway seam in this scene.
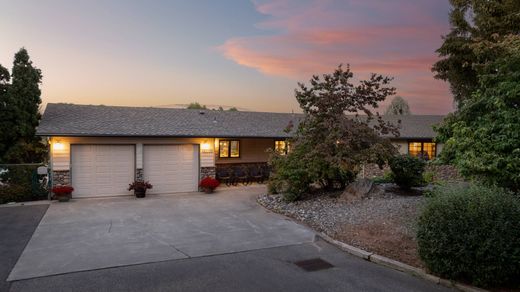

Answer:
[148,232,191,258]
[8,242,312,283]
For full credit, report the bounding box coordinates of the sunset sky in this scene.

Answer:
[0,0,453,114]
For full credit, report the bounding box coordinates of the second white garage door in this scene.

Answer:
[143,145,199,194]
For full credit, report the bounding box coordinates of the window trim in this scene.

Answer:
[407,140,436,160]
[218,140,240,158]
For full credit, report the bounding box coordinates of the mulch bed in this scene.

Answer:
[257,184,426,268]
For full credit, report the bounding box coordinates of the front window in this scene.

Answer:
[408,141,436,160]
[274,140,288,155]
[219,140,240,158]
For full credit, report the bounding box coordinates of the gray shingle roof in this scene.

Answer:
[36,103,444,139]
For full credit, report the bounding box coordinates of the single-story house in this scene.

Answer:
[36,103,444,198]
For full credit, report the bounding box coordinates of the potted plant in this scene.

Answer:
[128,181,152,198]
[52,185,74,202]
[199,177,220,194]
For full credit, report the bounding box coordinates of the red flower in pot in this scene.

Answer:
[128,181,153,198]
[52,185,74,202]
[199,177,220,194]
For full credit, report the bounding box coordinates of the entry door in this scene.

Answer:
[143,145,199,194]
[71,145,135,197]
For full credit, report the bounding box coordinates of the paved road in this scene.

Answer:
[0,205,48,292]
[9,240,451,292]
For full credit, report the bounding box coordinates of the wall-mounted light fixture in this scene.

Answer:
[200,141,212,153]
[53,141,65,151]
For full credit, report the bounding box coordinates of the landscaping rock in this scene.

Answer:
[340,179,384,202]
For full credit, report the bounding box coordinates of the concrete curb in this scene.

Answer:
[315,233,487,292]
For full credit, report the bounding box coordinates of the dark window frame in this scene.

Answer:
[408,140,436,160]
[219,140,240,158]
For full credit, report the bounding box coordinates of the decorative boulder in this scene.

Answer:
[340,178,383,202]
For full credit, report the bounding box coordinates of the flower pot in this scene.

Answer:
[135,190,146,198]
[56,193,71,202]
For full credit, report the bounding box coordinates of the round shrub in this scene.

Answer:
[389,154,426,189]
[417,184,520,287]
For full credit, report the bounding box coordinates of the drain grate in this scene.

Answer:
[294,258,334,272]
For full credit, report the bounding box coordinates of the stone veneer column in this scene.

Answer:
[200,167,216,179]
[52,170,70,186]
[136,168,144,181]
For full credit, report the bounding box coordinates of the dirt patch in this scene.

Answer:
[257,183,427,269]
[336,221,424,268]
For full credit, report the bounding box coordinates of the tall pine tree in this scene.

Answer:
[0,48,46,163]
[432,0,520,107]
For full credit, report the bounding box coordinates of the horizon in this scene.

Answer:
[1,0,453,114]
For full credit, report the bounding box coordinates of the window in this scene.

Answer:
[219,140,240,158]
[274,140,288,155]
[408,141,436,160]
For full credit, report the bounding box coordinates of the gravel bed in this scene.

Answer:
[257,185,426,238]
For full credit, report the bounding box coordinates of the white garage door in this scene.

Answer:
[71,145,135,197]
[143,144,199,194]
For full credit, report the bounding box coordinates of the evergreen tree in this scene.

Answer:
[0,64,12,158]
[186,102,207,109]
[385,96,411,115]
[0,48,46,163]
[432,0,520,107]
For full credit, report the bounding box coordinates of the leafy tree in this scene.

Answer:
[385,95,411,115]
[437,35,520,192]
[269,65,399,200]
[0,48,46,163]
[432,0,520,107]
[228,107,238,111]
[186,102,207,109]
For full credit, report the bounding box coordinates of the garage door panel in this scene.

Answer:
[71,145,135,197]
[144,145,198,194]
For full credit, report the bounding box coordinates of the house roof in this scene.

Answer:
[36,103,444,139]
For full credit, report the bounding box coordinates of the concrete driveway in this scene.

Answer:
[8,185,315,281]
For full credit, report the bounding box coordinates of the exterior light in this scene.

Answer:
[201,141,212,152]
[53,141,65,151]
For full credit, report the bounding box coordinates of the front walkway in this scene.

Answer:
[8,185,315,280]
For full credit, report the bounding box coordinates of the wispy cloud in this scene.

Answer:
[218,0,453,114]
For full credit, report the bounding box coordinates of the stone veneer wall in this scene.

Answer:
[52,170,70,186]
[200,167,216,179]
[136,168,144,181]
[360,163,462,182]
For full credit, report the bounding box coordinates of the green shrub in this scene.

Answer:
[422,171,435,184]
[0,165,47,204]
[417,184,520,287]
[0,185,33,204]
[268,148,313,202]
[389,155,426,189]
[372,171,394,184]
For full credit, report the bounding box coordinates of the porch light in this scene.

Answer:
[53,141,65,151]
[200,141,212,152]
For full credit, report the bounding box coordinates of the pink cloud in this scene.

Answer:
[219,0,453,114]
